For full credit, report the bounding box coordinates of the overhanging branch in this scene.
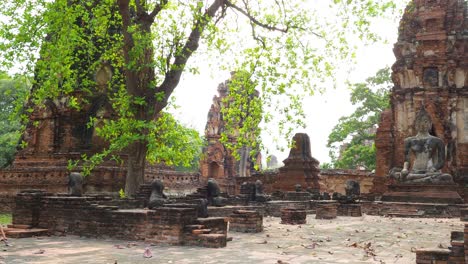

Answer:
[225,0,288,32]
[155,0,225,113]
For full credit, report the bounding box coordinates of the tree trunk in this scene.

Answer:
[124,139,148,196]
[117,0,224,196]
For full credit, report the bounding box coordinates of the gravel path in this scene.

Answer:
[0,215,462,264]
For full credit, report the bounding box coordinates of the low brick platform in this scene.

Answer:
[448,231,464,264]
[283,192,311,201]
[265,201,311,217]
[316,202,337,220]
[12,190,228,248]
[460,208,468,221]
[229,210,263,233]
[280,208,306,225]
[4,224,48,238]
[415,248,450,264]
[362,201,462,218]
[465,223,468,263]
[382,184,463,204]
[208,205,265,218]
[337,204,362,217]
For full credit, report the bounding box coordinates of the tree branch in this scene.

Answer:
[149,0,169,19]
[135,0,145,15]
[155,0,225,113]
[225,0,288,33]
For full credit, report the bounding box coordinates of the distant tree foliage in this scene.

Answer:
[327,67,391,170]
[0,72,29,168]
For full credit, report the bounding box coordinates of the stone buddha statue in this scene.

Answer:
[399,107,453,184]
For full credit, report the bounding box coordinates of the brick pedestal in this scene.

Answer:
[284,192,311,201]
[229,210,263,233]
[337,204,362,217]
[415,248,450,264]
[316,202,337,220]
[448,231,465,264]
[464,223,468,263]
[280,208,306,225]
[460,208,468,221]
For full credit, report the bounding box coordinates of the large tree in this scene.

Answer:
[326,67,391,170]
[0,0,400,195]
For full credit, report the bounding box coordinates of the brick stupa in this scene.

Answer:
[273,133,321,192]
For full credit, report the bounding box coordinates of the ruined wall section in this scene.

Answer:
[200,75,262,194]
[375,0,468,185]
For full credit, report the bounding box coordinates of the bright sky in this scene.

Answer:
[169,3,403,166]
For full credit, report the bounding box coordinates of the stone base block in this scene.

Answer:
[229,210,263,233]
[280,208,306,225]
[416,248,450,264]
[284,192,312,201]
[337,204,362,217]
[381,184,463,204]
[316,202,337,219]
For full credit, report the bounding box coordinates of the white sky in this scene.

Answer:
[169,6,402,166]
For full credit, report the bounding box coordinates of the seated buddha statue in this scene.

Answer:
[399,107,454,184]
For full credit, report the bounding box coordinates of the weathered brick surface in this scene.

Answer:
[315,202,338,220]
[229,210,263,233]
[337,204,362,217]
[12,191,228,247]
[374,0,468,200]
[416,248,450,264]
[265,201,311,217]
[447,231,465,264]
[234,170,375,198]
[362,201,461,218]
[273,133,320,192]
[280,208,307,225]
[320,170,374,195]
[199,75,262,194]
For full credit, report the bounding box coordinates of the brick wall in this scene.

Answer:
[12,191,228,247]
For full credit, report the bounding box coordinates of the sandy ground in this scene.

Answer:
[0,215,463,264]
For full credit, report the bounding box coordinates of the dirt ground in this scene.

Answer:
[0,215,463,264]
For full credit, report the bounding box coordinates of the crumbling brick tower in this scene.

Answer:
[0,3,126,210]
[200,73,262,194]
[374,0,468,196]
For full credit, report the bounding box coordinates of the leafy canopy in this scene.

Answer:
[0,72,29,168]
[326,67,391,170]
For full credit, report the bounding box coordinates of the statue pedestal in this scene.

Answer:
[381,184,463,204]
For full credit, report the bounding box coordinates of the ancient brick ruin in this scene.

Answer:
[200,74,262,194]
[0,92,199,211]
[374,0,468,200]
[12,190,228,248]
[272,133,321,192]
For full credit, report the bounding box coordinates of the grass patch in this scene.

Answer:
[0,214,12,225]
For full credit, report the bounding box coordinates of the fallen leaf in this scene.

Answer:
[34,249,45,254]
[143,247,152,258]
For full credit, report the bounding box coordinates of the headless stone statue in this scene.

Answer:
[68,172,83,196]
[207,178,225,206]
[345,180,360,197]
[254,180,270,202]
[400,107,453,184]
[295,184,302,192]
[338,180,361,203]
[148,179,167,209]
